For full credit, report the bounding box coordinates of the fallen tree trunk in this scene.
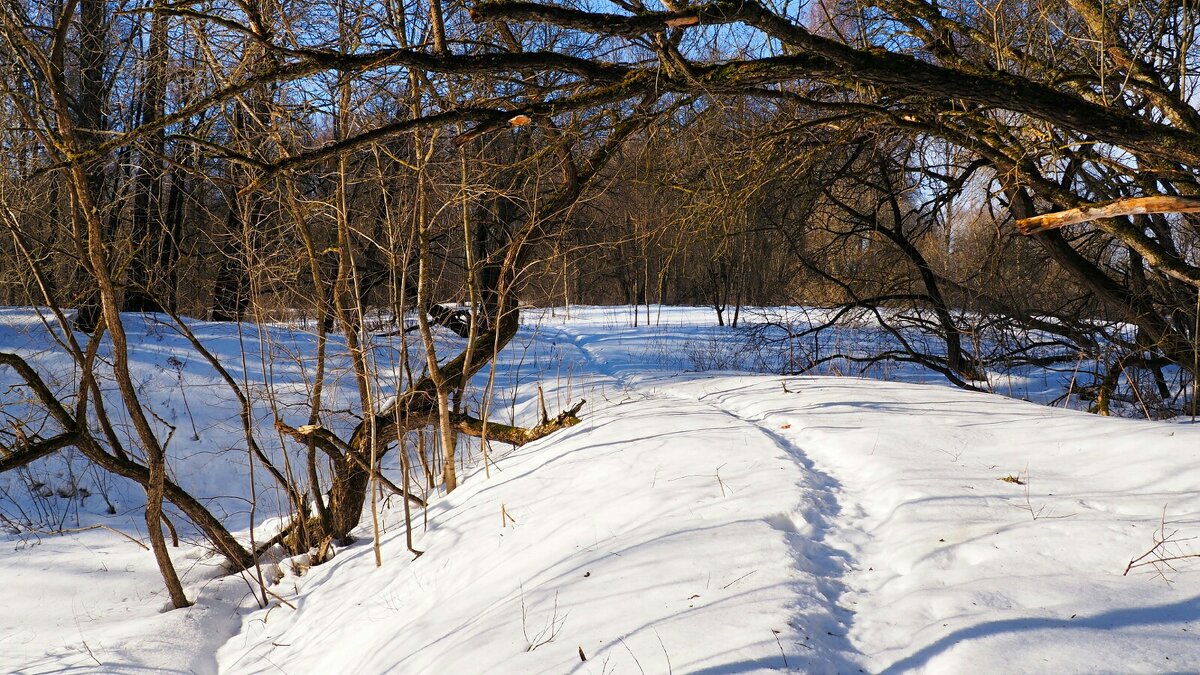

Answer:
[326,304,521,539]
[274,302,585,545]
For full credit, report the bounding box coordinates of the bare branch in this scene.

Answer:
[0,431,80,473]
[1017,196,1200,234]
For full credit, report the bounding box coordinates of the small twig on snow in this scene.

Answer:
[1124,505,1200,581]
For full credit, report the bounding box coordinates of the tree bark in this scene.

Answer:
[124,9,170,313]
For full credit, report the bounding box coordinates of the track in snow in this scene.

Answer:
[552,321,865,671]
[676,385,863,671]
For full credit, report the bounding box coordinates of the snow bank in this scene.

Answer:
[2,306,1198,674]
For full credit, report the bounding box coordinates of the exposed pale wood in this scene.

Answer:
[1017,196,1200,234]
[665,15,700,26]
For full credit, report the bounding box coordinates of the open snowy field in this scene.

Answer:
[2,305,1198,674]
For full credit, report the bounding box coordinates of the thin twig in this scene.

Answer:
[1124,505,1200,579]
[721,569,757,589]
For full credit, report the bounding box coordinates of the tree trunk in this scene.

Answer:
[210,200,254,322]
[124,9,170,314]
[323,304,521,539]
[70,0,108,334]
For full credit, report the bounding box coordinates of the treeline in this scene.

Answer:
[3,1,1195,404]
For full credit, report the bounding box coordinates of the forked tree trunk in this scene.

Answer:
[322,303,521,540]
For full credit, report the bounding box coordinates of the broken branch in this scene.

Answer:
[1017,196,1200,234]
[452,399,585,447]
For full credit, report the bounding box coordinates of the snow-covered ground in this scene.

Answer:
[1,306,1198,674]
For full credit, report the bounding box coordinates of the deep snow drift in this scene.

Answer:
[1,306,1197,674]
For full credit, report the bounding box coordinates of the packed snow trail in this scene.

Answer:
[217,391,863,674]
[668,375,1200,673]
[217,316,864,673]
[551,309,1200,673]
[662,386,862,665]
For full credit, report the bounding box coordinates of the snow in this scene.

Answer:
[1,305,1198,673]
